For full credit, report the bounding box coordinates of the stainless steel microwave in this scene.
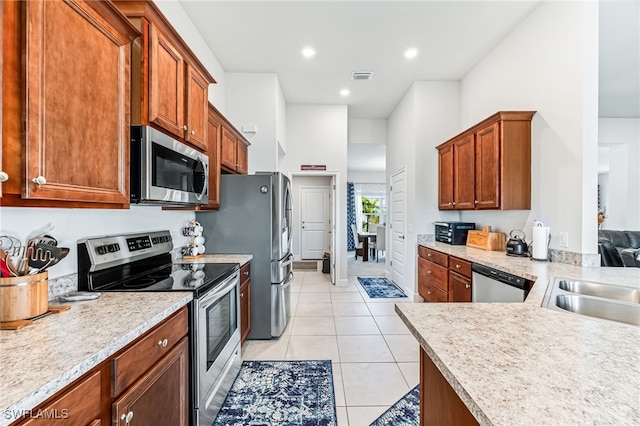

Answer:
[130,125,209,205]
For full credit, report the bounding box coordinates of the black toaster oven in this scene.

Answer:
[434,222,476,245]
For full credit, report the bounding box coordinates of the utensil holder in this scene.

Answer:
[0,272,49,321]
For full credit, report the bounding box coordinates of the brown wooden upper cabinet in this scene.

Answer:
[112,0,215,152]
[437,111,535,211]
[1,0,139,207]
[203,103,223,210]
[221,125,250,175]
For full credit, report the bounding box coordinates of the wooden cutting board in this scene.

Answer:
[466,230,506,251]
[0,305,70,330]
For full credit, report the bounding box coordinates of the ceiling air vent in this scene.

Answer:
[351,72,373,81]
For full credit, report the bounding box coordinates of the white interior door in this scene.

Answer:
[390,169,407,290]
[300,187,330,259]
[330,176,336,284]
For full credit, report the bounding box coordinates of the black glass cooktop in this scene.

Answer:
[86,256,239,298]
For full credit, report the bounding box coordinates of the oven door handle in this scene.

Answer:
[198,272,239,309]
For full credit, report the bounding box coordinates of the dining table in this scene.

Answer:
[357,232,376,262]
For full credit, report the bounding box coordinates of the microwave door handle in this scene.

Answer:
[195,158,208,201]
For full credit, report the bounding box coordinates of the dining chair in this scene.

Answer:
[376,225,386,262]
[368,224,377,259]
[350,224,363,259]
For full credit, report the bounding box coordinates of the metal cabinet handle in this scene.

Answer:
[427,270,432,274]
[452,202,456,206]
[465,284,471,289]
[427,291,432,295]
[240,292,244,297]
[456,264,461,268]
[474,200,479,205]
[182,125,188,131]
[0,171,8,183]
[158,338,168,347]
[121,411,134,424]
[32,175,47,187]
[190,130,195,136]
[243,271,249,275]
[427,253,431,257]
[448,202,453,206]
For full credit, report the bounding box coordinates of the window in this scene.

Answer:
[354,184,386,232]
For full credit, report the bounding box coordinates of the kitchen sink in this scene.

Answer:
[558,280,640,304]
[554,295,640,326]
[544,278,640,326]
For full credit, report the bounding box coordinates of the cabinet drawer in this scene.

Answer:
[20,370,102,425]
[240,262,250,283]
[419,280,448,303]
[449,256,472,278]
[418,257,448,292]
[112,307,188,397]
[418,246,448,268]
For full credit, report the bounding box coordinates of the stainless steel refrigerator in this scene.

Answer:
[196,172,294,339]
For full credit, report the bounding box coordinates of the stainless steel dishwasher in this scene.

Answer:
[471,263,533,302]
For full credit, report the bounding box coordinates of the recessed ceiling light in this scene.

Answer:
[339,89,351,97]
[404,47,419,59]
[301,46,316,58]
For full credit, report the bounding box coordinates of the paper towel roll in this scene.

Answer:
[532,226,550,260]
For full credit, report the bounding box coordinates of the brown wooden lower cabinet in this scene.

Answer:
[112,337,189,426]
[449,271,472,302]
[421,349,478,426]
[418,247,473,303]
[240,262,251,344]
[12,307,189,426]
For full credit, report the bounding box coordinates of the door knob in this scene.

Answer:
[399,235,405,240]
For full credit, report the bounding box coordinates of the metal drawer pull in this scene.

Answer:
[158,338,168,347]
[456,264,461,268]
[427,291,432,295]
[427,253,431,257]
[427,270,432,274]
[465,284,470,289]
[240,292,244,297]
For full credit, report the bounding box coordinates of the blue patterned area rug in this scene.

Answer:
[357,277,407,298]
[212,360,337,426]
[370,385,420,425]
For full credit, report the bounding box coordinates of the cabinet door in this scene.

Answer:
[20,370,102,426]
[236,139,249,174]
[149,23,184,139]
[474,122,500,209]
[22,0,132,204]
[449,271,472,302]
[113,338,189,426]
[220,126,237,171]
[453,134,475,210]
[185,64,208,151]
[437,143,454,210]
[203,107,221,209]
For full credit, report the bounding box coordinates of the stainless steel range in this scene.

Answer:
[77,230,241,426]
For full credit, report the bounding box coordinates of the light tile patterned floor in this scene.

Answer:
[241,257,417,426]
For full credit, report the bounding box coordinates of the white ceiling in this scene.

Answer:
[179,0,540,119]
[179,0,639,172]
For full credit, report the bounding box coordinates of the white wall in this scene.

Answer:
[348,119,387,145]
[155,0,227,111]
[0,206,193,279]
[598,118,640,230]
[225,73,279,173]
[280,105,348,283]
[459,0,600,254]
[291,176,332,259]
[386,82,461,296]
[348,171,386,184]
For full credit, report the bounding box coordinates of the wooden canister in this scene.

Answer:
[0,272,49,322]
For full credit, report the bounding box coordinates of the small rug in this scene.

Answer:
[212,360,337,426]
[369,385,420,425]
[357,277,407,298]
[293,260,319,270]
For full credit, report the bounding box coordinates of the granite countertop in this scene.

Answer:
[0,292,192,426]
[177,253,253,266]
[400,242,640,425]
